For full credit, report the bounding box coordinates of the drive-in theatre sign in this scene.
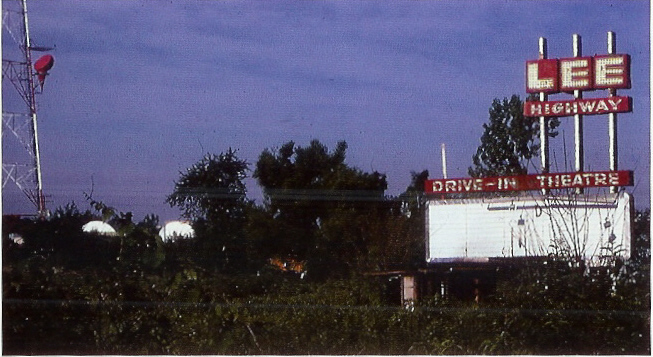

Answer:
[425,170,633,194]
[424,37,634,195]
[424,33,635,265]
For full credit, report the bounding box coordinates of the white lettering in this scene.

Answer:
[561,174,572,187]
[526,96,631,117]
[595,173,607,185]
[474,179,484,191]
[552,103,564,114]
[596,100,609,112]
[429,171,628,194]
[527,55,630,93]
[609,172,620,186]
[608,98,623,110]
[461,179,473,191]
[546,175,556,188]
[560,58,591,90]
[433,181,443,192]
[595,56,626,87]
[505,178,518,189]
[527,61,557,92]
[530,103,542,116]
[565,101,578,115]
[578,100,596,113]
[572,174,583,186]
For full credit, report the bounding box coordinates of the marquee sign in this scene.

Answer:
[424,34,634,267]
[425,170,633,194]
[524,54,632,117]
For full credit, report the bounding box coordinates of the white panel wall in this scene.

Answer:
[426,193,632,264]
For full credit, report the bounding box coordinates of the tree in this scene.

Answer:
[469,95,558,177]
[360,170,430,272]
[396,170,429,267]
[631,209,650,268]
[399,170,429,218]
[167,149,252,272]
[167,148,248,222]
[254,140,388,279]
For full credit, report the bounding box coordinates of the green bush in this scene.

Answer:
[3,207,649,354]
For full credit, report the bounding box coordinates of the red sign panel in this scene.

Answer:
[425,170,633,194]
[524,96,632,117]
[526,54,631,94]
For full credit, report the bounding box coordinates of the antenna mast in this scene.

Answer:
[2,0,47,217]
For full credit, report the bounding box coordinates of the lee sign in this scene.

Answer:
[526,55,631,93]
[524,54,632,117]
[425,170,633,194]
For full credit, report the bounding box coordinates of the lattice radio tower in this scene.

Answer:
[2,0,52,218]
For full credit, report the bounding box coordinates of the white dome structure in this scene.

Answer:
[82,221,117,236]
[159,221,195,242]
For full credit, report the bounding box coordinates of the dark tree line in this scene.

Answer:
[161,139,425,279]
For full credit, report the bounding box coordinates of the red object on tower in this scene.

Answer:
[33,54,54,89]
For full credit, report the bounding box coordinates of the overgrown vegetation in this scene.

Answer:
[4,135,649,354]
[3,239,649,354]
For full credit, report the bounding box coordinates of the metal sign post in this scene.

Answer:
[573,34,584,194]
[538,37,550,195]
[524,32,631,195]
[607,31,618,193]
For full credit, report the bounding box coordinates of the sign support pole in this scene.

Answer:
[573,34,584,194]
[441,143,448,179]
[538,37,550,195]
[607,31,618,193]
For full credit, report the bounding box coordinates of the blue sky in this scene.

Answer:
[2,0,650,221]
